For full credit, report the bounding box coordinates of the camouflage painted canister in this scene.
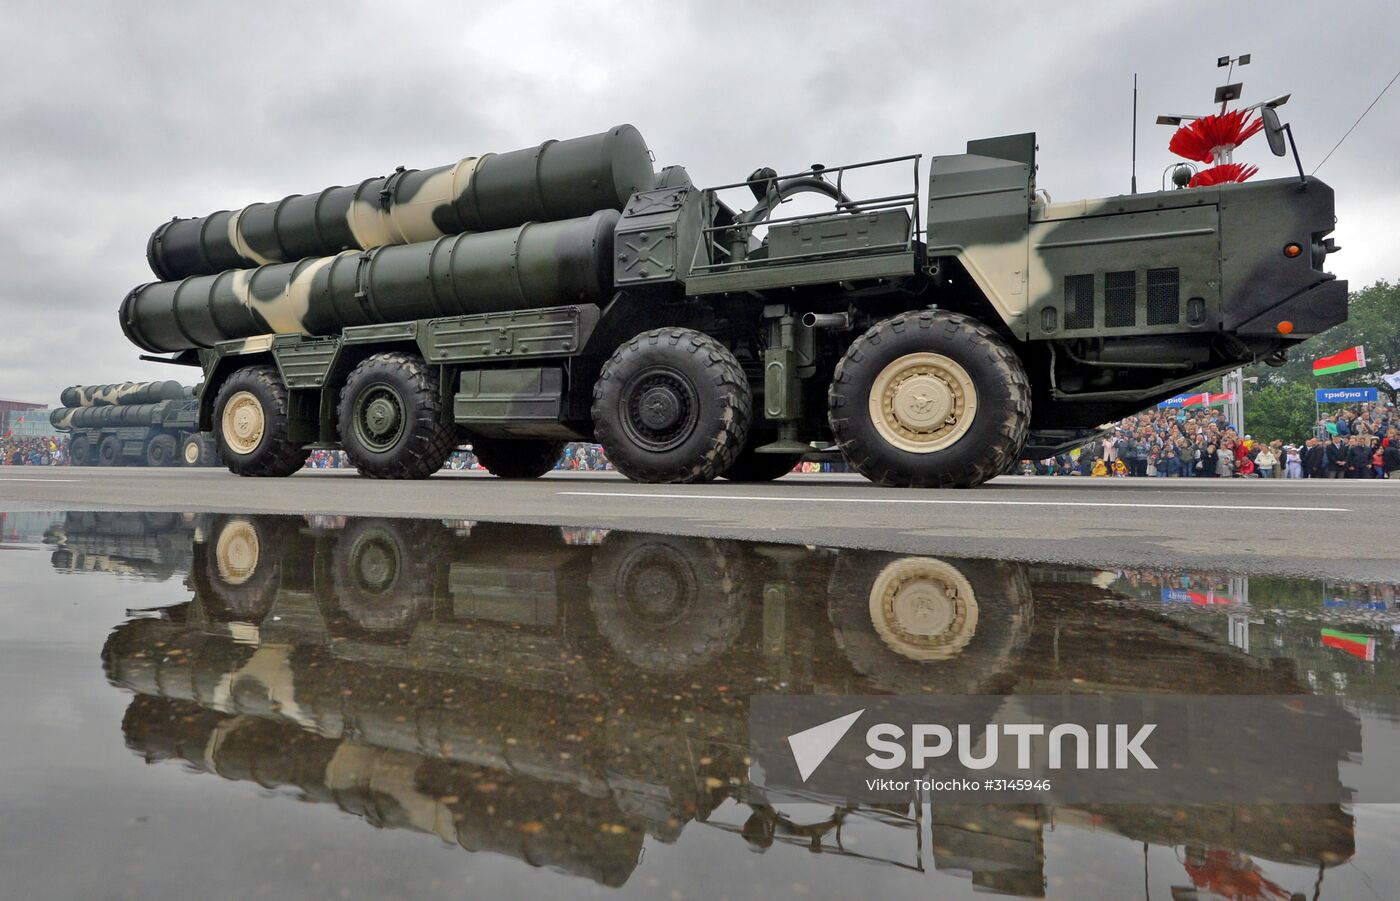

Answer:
[59,380,189,408]
[50,401,174,430]
[122,210,619,353]
[146,125,652,280]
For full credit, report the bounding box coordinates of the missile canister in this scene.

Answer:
[59,380,189,408]
[146,125,652,280]
[50,401,176,431]
[121,210,618,354]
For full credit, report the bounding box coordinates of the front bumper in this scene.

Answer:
[1234,276,1348,338]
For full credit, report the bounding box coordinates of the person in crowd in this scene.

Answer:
[1253,441,1276,478]
[1383,439,1400,479]
[1345,435,1372,479]
[1304,437,1326,478]
[1285,445,1304,479]
[1215,441,1235,478]
[1325,434,1349,478]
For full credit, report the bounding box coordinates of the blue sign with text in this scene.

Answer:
[1316,387,1378,403]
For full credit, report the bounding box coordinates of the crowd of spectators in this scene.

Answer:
[1023,400,1400,479]
[1,435,68,466]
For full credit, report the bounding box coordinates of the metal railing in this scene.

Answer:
[691,154,922,276]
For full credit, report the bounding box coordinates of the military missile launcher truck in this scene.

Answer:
[51,381,219,467]
[120,122,1345,486]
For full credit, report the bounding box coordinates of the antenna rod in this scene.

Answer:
[1131,73,1139,193]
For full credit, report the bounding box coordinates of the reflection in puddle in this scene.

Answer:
[19,511,1400,898]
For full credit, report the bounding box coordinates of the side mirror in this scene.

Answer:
[1261,107,1288,157]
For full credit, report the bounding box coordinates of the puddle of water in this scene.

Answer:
[1,509,1398,900]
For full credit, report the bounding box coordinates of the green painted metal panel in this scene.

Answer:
[454,367,565,430]
[683,250,917,296]
[272,334,340,388]
[421,305,598,364]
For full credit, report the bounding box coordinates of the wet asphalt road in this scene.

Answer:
[2,468,1395,580]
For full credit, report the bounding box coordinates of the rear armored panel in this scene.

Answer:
[926,145,1033,336]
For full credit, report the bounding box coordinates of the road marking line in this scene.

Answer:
[558,490,1349,513]
[0,477,84,482]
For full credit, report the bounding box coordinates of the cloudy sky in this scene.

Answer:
[2,0,1396,404]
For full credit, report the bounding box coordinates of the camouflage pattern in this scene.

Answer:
[51,401,180,430]
[122,211,618,353]
[59,380,189,408]
[117,124,1346,472]
[147,125,653,280]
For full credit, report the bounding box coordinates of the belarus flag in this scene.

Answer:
[1312,346,1366,376]
[1321,628,1376,661]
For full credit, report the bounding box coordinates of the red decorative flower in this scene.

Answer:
[1188,163,1260,187]
[1168,109,1263,163]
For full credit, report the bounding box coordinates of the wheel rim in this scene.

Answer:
[867,557,978,661]
[868,352,978,453]
[616,545,694,627]
[222,391,266,456]
[620,366,700,452]
[183,440,201,465]
[348,529,401,596]
[352,383,407,453]
[215,519,260,586]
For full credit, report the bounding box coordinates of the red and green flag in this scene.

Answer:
[1312,346,1367,376]
[1321,627,1376,661]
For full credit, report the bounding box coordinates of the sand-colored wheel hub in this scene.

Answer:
[868,557,979,661]
[221,391,265,456]
[214,519,260,586]
[183,439,201,465]
[868,352,978,453]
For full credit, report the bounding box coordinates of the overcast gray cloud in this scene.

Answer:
[1,0,1396,404]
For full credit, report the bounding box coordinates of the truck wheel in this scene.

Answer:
[719,440,801,482]
[331,518,431,631]
[828,311,1029,488]
[202,514,280,619]
[181,434,205,466]
[338,352,455,479]
[146,434,178,467]
[213,365,306,477]
[98,435,123,466]
[586,532,747,672]
[69,437,91,466]
[471,437,564,479]
[591,328,751,483]
[827,553,1033,695]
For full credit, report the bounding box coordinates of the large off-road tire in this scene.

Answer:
[201,514,282,620]
[69,436,92,466]
[471,437,565,479]
[145,433,178,467]
[591,328,751,483]
[827,553,1033,695]
[181,433,218,467]
[331,518,432,631]
[213,365,306,477]
[587,532,748,672]
[828,310,1030,488]
[718,436,801,482]
[97,435,123,466]
[337,352,454,479]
